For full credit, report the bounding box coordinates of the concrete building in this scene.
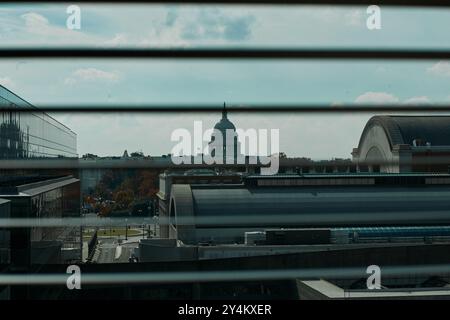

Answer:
[353,115,450,173]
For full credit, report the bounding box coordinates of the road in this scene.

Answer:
[94,238,139,263]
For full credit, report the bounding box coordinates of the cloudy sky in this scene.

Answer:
[1,4,450,158]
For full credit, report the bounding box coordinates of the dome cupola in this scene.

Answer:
[213,103,236,133]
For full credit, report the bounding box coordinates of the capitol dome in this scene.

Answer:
[208,103,242,163]
[213,104,236,133]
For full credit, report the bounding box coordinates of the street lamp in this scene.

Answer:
[125,218,128,241]
[153,215,158,238]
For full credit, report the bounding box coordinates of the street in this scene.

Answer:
[93,238,139,263]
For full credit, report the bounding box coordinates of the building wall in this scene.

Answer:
[0,199,11,264]
[158,173,243,240]
[2,177,81,265]
[79,167,107,194]
[352,124,403,173]
[0,85,77,159]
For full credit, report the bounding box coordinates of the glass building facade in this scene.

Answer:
[0,85,77,159]
[0,176,81,266]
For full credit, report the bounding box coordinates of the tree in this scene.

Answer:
[130,151,145,158]
[82,153,98,159]
[98,203,112,217]
[94,182,110,200]
[137,170,158,198]
[93,169,160,212]
[113,190,134,210]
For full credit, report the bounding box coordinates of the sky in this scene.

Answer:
[1,4,450,159]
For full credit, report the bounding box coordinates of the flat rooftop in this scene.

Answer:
[0,175,65,187]
[244,173,450,187]
[0,175,78,196]
[299,279,450,299]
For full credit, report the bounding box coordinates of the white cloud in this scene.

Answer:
[74,68,120,82]
[21,12,49,30]
[427,61,450,77]
[138,27,189,48]
[109,8,255,48]
[20,12,67,39]
[404,96,431,105]
[63,78,77,86]
[0,77,16,89]
[355,92,400,104]
[64,68,120,85]
[355,92,432,105]
[344,9,364,27]
[102,33,129,47]
[18,12,98,45]
[308,8,364,27]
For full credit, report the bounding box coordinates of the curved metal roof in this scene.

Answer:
[165,185,450,227]
[357,115,450,151]
[191,186,450,216]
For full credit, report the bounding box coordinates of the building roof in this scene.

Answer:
[213,104,236,132]
[190,185,450,216]
[19,176,79,196]
[0,84,77,136]
[358,116,450,150]
[170,183,450,228]
[299,279,450,299]
[0,175,64,187]
[0,176,79,196]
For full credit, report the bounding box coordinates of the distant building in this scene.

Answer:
[208,104,242,164]
[79,166,105,194]
[353,115,450,173]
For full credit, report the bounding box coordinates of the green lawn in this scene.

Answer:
[83,227,143,238]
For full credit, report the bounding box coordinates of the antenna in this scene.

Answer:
[222,102,227,119]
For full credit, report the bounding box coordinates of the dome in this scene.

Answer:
[213,104,236,132]
[214,117,236,131]
[208,103,242,161]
